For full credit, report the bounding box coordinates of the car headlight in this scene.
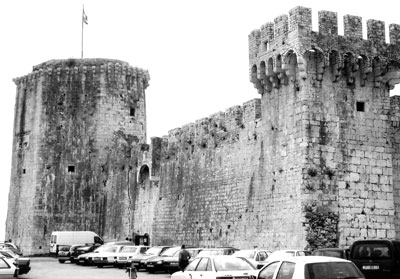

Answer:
[157,260,163,264]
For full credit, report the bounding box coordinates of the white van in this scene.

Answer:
[49,231,104,254]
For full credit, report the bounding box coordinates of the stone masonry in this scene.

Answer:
[6,7,400,255]
[7,59,149,255]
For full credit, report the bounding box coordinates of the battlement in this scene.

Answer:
[249,6,400,51]
[249,7,400,95]
[13,58,150,87]
[161,99,261,157]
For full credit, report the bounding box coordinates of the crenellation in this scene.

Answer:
[367,19,386,46]
[261,22,274,44]
[274,14,289,39]
[343,15,363,39]
[318,11,338,36]
[288,6,312,34]
[390,24,400,45]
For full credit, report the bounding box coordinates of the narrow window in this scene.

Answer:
[356,102,365,112]
[22,169,26,174]
[68,166,75,173]
[130,107,135,117]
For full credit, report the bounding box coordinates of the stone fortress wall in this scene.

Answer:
[135,6,400,250]
[6,6,400,255]
[7,59,150,255]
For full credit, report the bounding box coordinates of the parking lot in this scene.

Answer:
[19,257,170,279]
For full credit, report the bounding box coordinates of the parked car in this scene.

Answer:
[71,244,101,263]
[114,245,150,268]
[76,241,133,265]
[232,249,272,268]
[265,249,310,263]
[349,239,400,279]
[0,242,22,256]
[162,247,203,273]
[0,255,19,279]
[93,243,137,268]
[195,247,239,257]
[56,245,72,263]
[171,255,258,279]
[312,247,349,259]
[145,246,181,273]
[257,256,365,279]
[49,231,104,255]
[0,248,31,275]
[130,246,170,270]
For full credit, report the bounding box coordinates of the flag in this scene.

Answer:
[82,8,88,25]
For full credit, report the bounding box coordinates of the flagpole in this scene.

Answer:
[81,5,84,59]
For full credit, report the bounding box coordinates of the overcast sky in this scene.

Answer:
[1,0,399,241]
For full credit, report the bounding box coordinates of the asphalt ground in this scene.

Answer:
[19,257,170,279]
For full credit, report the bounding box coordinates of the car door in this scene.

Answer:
[0,258,13,279]
[275,261,295,279]
[258,261,281,279]
[191,257,212,279]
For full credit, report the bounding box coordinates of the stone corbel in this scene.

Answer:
[382,70,400,90]
[297,56,308,79]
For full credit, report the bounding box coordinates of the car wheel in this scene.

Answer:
[58,260,65,263]
[97,264,103,268]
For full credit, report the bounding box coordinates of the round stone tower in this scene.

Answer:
[6,58,150,255]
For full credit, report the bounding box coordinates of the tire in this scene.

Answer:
[97,264,103,268]
[58,260,65,263]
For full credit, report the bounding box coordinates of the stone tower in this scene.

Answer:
[249,7,400,247]
[6,58,150,255]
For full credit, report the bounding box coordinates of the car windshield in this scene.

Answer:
[233,250,256,259]
[120,246,137,253]
[145,247,163,255]
[197,250,225,257]
[58,245,71,251]
[214,257,255,271]
[0,251,13,258]
[161,247,180,257]
[313,250,344,258]
[101,246,118,253]
[351,243,392,259]
[305,262,364,279]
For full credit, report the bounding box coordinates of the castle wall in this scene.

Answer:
[7,59,149,255]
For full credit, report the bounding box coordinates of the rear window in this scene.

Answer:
[351,243,392,259]
[305,262,364,279]
[313,250,344,258]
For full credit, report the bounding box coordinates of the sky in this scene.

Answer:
[1,0,399,241]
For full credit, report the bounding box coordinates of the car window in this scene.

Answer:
[352,243,391,259]
[120,246,137,253]
[0,258,10,268]
[258,251,268,261]
[140,247,148,253]
[186,258,201,271]
[259,262,280,279]
[196,258,210,271]
[276,261,295,279]
[305,262,364,279]
[214,257,255,271]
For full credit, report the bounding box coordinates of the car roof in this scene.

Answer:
[270,256,351,264]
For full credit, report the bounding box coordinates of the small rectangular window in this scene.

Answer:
[130,107,135,117]
[356,102,365,112]
[68,166,75,173]
[22,169,26,174]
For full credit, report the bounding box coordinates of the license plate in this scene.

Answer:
[171,263,178,266]
[120,257,127,260]
[148,264,154,267]
[94,257,101,260]
[363,265,379,270]
[133,263,139,266]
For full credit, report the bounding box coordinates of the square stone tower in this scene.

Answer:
[7,59,150,255]
[249,7,400,247]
